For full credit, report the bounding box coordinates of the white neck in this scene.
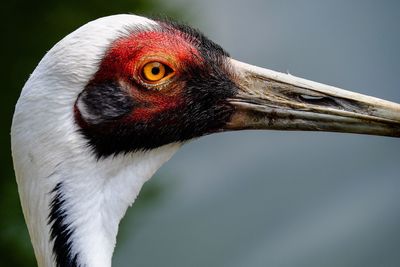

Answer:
[14,139,179,267]
[52,144,180,267]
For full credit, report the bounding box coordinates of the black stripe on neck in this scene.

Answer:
[48,182,80,267]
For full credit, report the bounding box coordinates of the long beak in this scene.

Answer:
[225,59,400,137]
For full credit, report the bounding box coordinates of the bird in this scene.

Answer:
[11,14,400,267]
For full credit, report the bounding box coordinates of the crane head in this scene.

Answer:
[73,18,400,159]
[74,21,237,157]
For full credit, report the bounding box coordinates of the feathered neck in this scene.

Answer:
[46,145,180,267]
[14,137,179,267]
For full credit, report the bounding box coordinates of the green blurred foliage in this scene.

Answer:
[0,1,183,266]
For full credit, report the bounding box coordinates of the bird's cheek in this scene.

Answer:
[127,107,156,122]
[124,96,183,123]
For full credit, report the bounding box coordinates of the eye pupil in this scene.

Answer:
[151,67,160,75]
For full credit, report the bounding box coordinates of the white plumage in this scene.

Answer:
[12,15,179,267]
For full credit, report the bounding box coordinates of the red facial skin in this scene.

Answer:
[75,26,235,157]
[91,31,202,122]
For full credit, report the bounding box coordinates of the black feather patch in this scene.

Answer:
[158,18,230,59]
[48,183,80,267]
[77,80,135,125]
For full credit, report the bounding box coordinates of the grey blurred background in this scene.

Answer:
[2,0,400,266]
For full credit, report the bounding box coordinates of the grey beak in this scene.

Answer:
[225,59,400,137]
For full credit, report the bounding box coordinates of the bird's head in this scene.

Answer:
[74,20,237,157]
[69,16,400,159]
[11,14,400,267]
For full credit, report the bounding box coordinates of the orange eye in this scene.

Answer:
[141,61,173,83]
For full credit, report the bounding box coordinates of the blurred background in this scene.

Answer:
[2,0,400,266]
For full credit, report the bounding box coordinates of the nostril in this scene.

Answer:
[299,94,338,107]
[300,94,325,101]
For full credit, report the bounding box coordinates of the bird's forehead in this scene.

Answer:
[94,28,202,81]
[114,30,200,60]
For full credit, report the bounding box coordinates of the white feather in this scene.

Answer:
[11,14,180,267]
